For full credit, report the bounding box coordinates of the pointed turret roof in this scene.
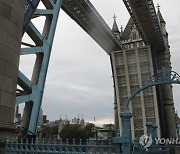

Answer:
[59,115,62,120]
[157,4,165,23]
[120,17,134,40]
[112,15,120,33]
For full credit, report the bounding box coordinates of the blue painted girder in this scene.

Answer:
[17,0,63,135]
[24,0,41,33]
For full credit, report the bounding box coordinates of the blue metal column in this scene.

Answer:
[120,111,132,154]
[16,0,63,136]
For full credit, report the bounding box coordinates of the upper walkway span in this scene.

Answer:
[123,0,165,52]
[61,0,124,54]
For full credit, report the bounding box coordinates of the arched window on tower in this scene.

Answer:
[132,33,136,40]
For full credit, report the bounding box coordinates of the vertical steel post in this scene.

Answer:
[146,122,153,135]
[152,124,158,141]
[120,111,132,154]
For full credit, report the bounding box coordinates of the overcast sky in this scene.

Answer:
[20,0,180,126]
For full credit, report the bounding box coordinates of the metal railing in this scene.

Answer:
[5,123,180,154]
[5,138,118,154]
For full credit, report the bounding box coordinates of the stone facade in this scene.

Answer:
[111,10,175,139]
[0,0,25,153]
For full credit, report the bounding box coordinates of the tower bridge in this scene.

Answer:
[0,0,177,152]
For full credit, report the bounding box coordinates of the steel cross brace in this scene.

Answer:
[16,0,62,135]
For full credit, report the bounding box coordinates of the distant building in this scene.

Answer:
[43,115,49,124]
[57,115,86,139]
[97,128,114,140]
[46,121,56,127]
[58,116,70,125]
[80,117,85,127]
[38,108,43,126]
[71,115,85,127]
[97,124,115,140]
[71,117,80,125]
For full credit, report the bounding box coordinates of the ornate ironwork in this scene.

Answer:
[120,67,180,153]
[144,67,180,86]
[123,67,180,112]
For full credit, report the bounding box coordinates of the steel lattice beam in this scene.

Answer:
[17,0,62,135]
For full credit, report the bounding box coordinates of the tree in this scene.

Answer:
[59,123,95,144]
[60,124,84,143]
[83,123,94,139]
[39,125,58,139]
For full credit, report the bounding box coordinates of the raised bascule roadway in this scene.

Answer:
[0,0,175,142]
[123,0,165,52]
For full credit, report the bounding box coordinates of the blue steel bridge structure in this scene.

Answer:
[17,0,169,139]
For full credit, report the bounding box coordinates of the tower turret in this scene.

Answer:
[112,15,121,39]
[157,4,166,35]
